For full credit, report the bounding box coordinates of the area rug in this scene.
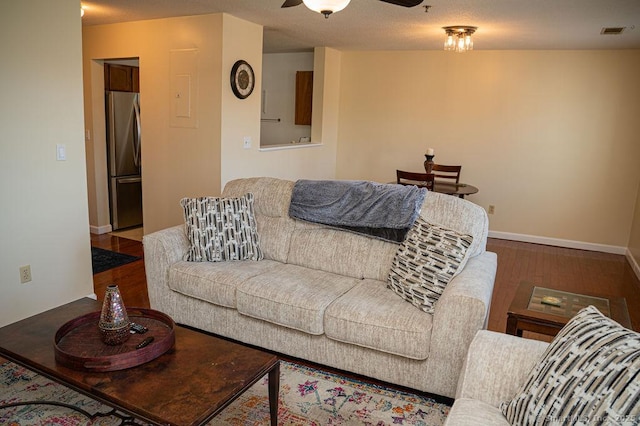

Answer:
[0,359,450,425]
[91,247,140,274]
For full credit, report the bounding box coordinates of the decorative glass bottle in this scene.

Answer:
[98,284,131,345]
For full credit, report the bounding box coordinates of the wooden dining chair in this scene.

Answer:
[396,170,435,191]
[431,164,462,184]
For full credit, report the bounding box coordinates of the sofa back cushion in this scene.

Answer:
[287,221,399,281]
[420,191,488,258]
[223,177,489,279]
[222,177,296,263]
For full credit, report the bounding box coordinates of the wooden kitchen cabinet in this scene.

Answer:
[295,71,313,125]
[105,64,139,92]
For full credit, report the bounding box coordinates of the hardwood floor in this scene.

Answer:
[485,239,640,334]
[91,233,149,309]
[91,234,640,334]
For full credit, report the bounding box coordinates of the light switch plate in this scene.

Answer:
[243,137,252,149]
[56,144,66,161]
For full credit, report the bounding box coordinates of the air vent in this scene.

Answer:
[601,27,626,35]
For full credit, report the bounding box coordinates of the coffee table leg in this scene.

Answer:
[268,362,280,426]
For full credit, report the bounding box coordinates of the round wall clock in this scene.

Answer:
[230,60,255,99]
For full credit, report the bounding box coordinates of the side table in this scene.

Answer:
[506,281,631,338]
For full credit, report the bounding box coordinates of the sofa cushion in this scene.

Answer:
[444,398,509,426]
[236,264,360,335]
[168,259,282,308]
[388,218,473,314]
[325,279,433,359]
[421,191,488,258]
[287,222,398,281]
[501,306,640,425]
[223,177,297,263]
[180,194,263,262]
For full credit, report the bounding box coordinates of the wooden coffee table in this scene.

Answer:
[0,298,279,425]
[506,281,632,338]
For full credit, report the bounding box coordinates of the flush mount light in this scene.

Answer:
[443,26,477,53]
[302,0,351,18]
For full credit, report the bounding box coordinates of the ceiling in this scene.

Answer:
[80,0,640,53]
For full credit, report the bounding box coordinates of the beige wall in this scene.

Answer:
[83,15,340,234]
[336,50,640,250]
[221,47,342,185]
[630,182,640,268]
[83,14,226,234]
[0,0,93,326]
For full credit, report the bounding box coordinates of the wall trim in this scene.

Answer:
[488,231,627,255]
[627,249,640,281]
[90,224,112,235]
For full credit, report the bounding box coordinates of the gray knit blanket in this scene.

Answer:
[289,180,426,243]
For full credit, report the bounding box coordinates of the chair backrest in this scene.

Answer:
[396,170,434,191]
[431,164,462,184]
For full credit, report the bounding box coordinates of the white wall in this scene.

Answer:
[336,50,640,251]
[261,52,313,146]
[0,0,93,326]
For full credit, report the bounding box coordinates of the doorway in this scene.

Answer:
[104,59,142,232]
[86,58,143,237]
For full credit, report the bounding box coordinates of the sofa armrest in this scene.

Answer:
[426,251,497,397]
[142,225,189,313]
[456,330,549,407]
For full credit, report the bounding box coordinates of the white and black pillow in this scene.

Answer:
[387,217,473,314]
[180,193,263,262]
[501,305,640,425]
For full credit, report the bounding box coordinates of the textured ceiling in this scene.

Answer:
[81,0,640,53]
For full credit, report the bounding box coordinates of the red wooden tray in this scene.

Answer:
[54,307,175,372]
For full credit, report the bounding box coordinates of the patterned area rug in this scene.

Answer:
[91,247,140,274]
[0,359,450,425]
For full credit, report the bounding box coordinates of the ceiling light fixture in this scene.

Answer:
[443,26,477,53]
[302,0,351,18]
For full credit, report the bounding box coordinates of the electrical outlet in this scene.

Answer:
[488,205,495,215]
[20,265,32,283]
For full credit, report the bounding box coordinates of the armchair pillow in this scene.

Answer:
[500,305,640,425]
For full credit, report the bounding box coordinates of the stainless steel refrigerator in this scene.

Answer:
[106,91,142,231]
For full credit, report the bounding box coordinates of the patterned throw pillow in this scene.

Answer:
[180,194,263,262]
[387,217,473,314]
[501,305,640,426]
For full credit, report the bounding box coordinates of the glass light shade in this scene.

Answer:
[444,33,455,51]
[443,26,476,53]
[303,0,351,15]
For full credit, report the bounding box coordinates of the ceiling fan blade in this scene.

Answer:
[378,0,424,7]
[282,0,304,7]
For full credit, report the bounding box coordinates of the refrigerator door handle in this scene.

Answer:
[108,92,118,176]
[133,94,142,168]
[118,176,142,184]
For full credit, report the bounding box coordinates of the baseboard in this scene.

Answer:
[90,224,112,235]
[627,249,640,281]
[488,231,627,255]
[86,293,97,300]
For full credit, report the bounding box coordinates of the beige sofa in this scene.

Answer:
[143,177,497,398]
